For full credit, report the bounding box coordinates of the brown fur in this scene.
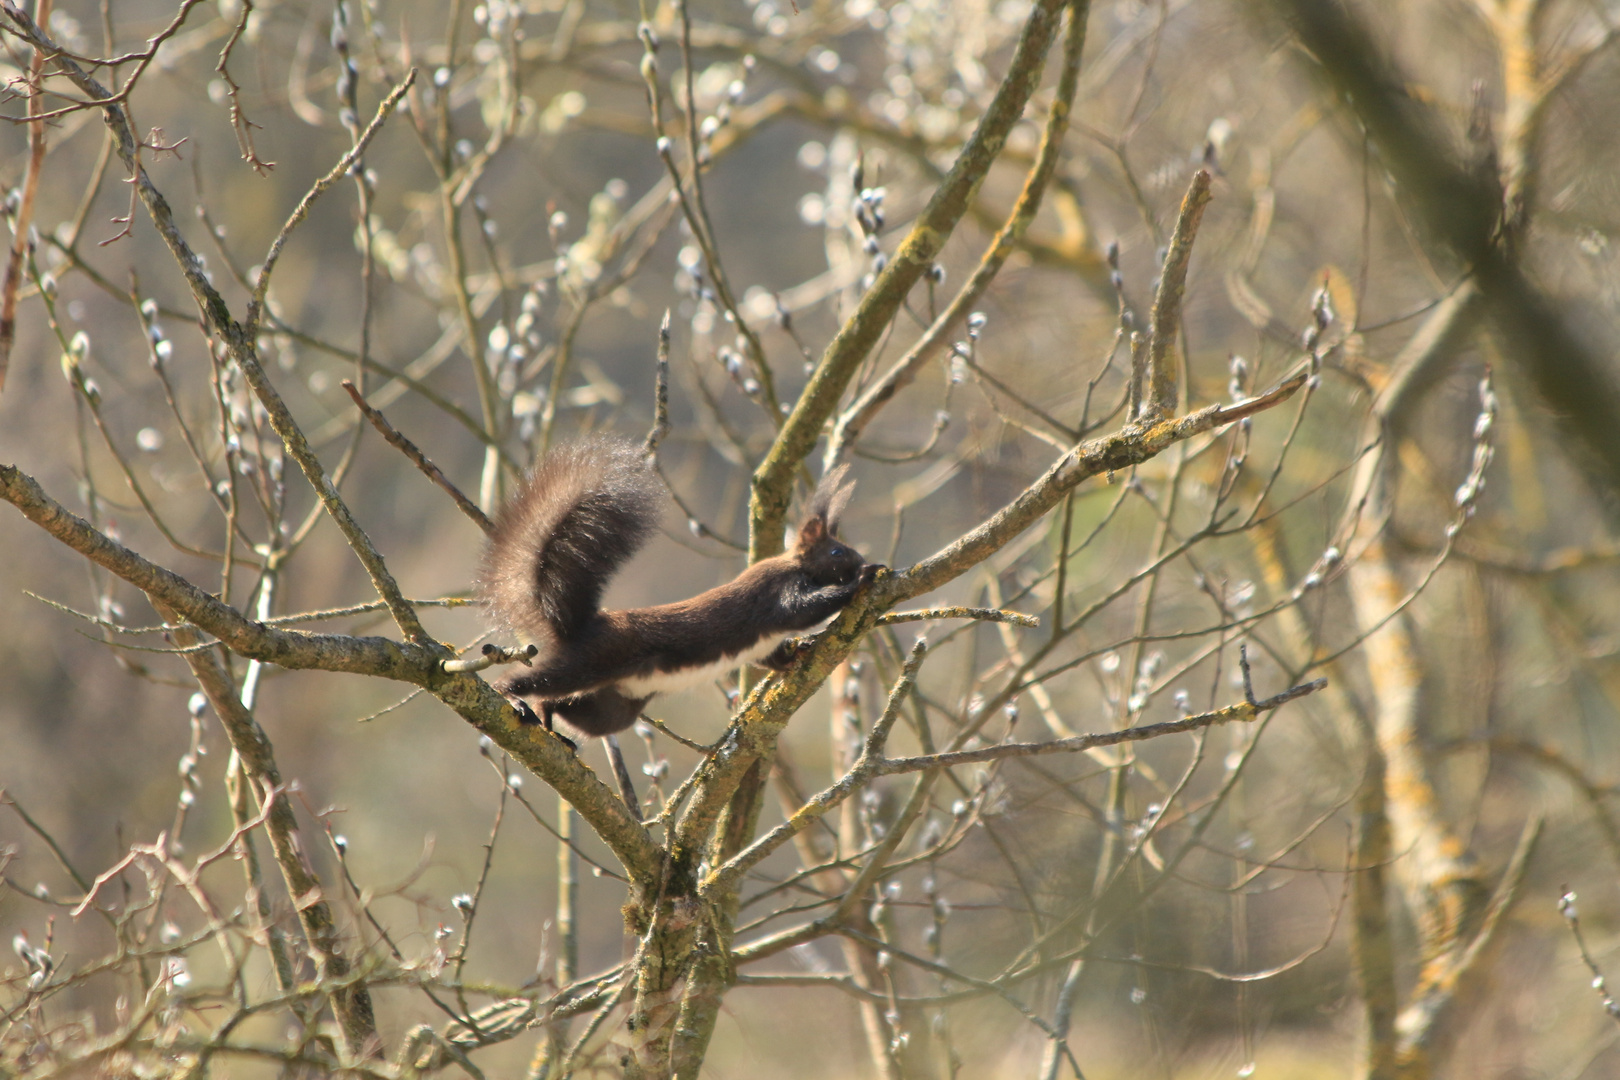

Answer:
[480,439,877,737]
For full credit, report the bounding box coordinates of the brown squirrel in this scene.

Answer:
[479,437,880,738]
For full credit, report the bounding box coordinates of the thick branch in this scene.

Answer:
[1142,169,1211,419]
[0,462,666,884]
[827,0,1092,461]
[669,372,1305,869]
[157,605,378,1057]
[0,462,426,677]
[894,372,1306,601]
[0,4,429,643]
[703,640,929,895]
[748,0,1068,559]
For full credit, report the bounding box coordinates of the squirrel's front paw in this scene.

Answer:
[783,636,816,661]
[859,563,885,585]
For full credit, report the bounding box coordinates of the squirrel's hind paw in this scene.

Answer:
[760,635,814,671]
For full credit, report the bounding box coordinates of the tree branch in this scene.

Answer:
[747,0,1069,559]
[1142,169,1211,419]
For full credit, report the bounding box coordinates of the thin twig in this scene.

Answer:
[442,643,538,674]
[343,380,493,534]
[877,680,1323,776]
[246,71,416,332]
[876,607,1039,628]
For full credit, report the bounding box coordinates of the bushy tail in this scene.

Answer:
[479,437,662,644]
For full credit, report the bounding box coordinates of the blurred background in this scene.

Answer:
[4,0,1620,1076]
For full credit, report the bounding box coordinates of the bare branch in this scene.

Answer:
[1143,168,1211,419]
[343,379,493,534]
[876,679,1324,776]
[748,0,1069,559]
[827,0,1092,461]
[246,71,415,333]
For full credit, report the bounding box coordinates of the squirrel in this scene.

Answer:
[478,436,881,739]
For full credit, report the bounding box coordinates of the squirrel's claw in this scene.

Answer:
[509,696,544,726]
[508,696,580,751]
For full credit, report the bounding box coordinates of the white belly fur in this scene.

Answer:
[617,633,789,698]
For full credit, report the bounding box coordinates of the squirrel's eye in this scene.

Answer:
[829,545,846,558]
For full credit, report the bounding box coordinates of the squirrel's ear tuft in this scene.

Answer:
[797,513,828,548]
[805,463,855,532]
